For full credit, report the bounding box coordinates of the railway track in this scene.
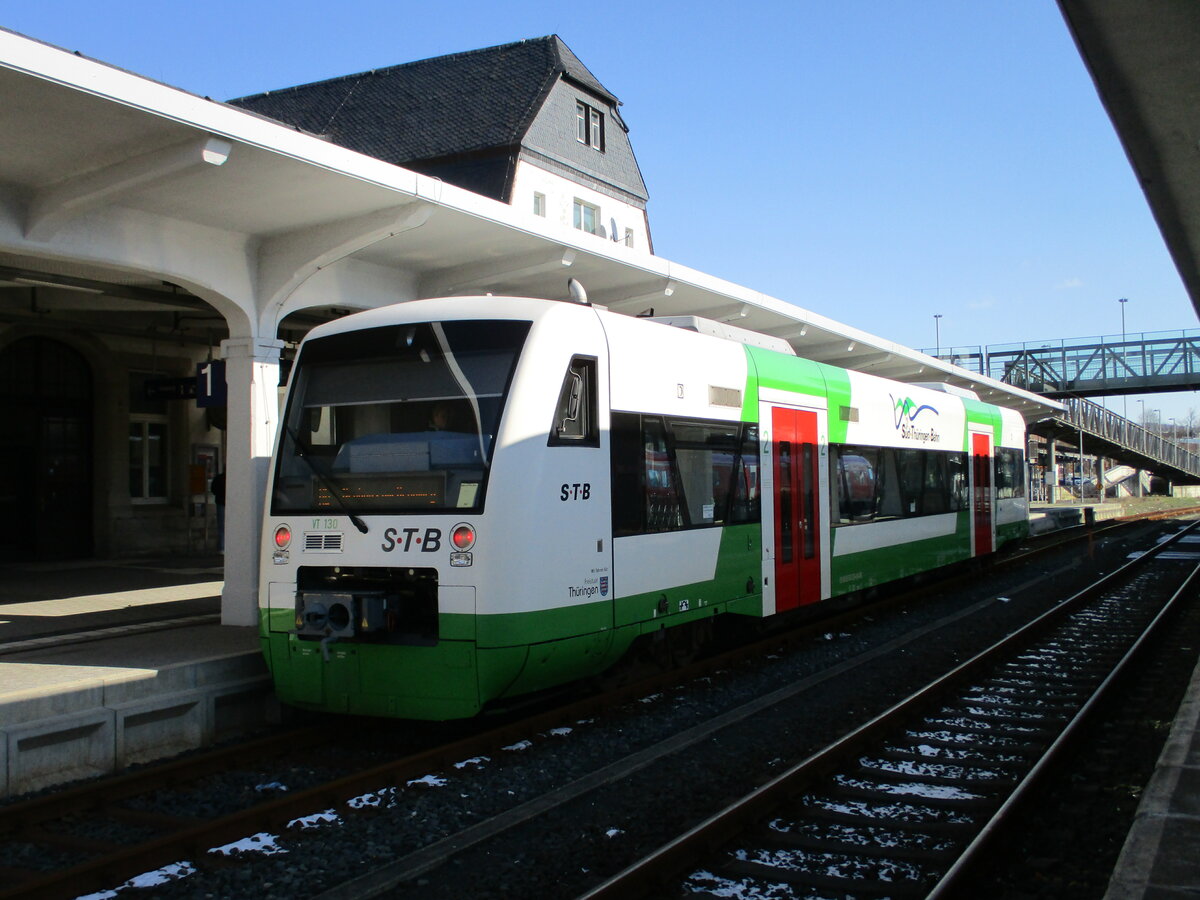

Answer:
[581,521,1200,900]
[0,514,1189,898]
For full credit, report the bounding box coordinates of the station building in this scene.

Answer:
[0,34,649,567]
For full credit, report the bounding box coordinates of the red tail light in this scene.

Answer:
[451,524,476,551]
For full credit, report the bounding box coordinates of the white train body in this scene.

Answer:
[259,297,1028,718]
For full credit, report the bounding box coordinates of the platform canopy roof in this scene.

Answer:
[1058,1,1200,324]
[0,27,1061,421]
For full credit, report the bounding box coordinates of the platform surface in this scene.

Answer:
[1106,651,1200,899]
[0,555,270,797]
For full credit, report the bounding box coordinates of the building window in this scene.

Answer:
[573,198,600,235]
[576,101,604,150]
[129,371,169,502]
[129,420,168,501]
[624,228,635,248]
[533,192,546,217]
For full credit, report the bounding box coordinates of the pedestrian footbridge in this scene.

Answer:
[927,329,1200,397]
[1031,396,1200,485]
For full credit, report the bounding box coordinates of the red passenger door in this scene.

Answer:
[971,431,994,556]
[773,407,821,611]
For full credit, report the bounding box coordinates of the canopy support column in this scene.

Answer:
[219,336,285,626]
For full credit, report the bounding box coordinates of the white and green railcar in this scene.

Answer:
[259,296,1028,719]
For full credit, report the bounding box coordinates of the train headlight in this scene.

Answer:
[274,524,292,550]
[451,523,476,551]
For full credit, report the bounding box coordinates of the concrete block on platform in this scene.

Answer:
[4,708,116,796]
[0,626,272,797]
[113,689,207,769]
[1030,507,1083,534]
[1,683,109,728]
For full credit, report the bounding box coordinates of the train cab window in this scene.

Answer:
[549,357,598,446]
[271,320,529,515]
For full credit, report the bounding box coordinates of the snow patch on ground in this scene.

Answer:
[454,755,491,770]
[684,869,799,898]
[75,861,197,899]
[348,787,396,809]
[209,832,286,856]
[288,809,341,829]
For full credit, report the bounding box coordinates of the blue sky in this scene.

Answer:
[6,1,1198,423]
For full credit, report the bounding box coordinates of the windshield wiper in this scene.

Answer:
[283,424,369,534]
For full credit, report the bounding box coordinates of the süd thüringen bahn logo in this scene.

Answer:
[890,394,940,443]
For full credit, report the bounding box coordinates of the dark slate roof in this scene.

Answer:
[228,35,620,167]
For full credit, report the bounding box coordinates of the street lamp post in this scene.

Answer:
[1118,298,1128,417]
[934,314,942,357]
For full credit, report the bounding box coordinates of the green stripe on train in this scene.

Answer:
[963,398,1003,449]
[828,511,973,594]
[259,524,763,719]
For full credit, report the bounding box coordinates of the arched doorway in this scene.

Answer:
[0,336,94,561]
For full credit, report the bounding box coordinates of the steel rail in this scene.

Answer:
[926,543,1200,897]
[577,520,1200,899]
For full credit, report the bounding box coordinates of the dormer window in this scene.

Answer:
[576,101,604,150]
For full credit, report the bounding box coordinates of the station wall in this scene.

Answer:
[0,317,225,562]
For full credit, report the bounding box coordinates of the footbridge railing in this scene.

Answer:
[1043,396,1200,483]
[924,328,1200,397]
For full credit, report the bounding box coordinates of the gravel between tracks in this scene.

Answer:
[78,523,1187,900]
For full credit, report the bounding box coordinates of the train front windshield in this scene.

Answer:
[271,319,531,515]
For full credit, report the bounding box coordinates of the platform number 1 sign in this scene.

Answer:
[196,360,227,408]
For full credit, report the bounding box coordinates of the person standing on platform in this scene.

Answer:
[211,470,226,553]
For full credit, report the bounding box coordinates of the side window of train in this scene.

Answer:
[727,424,761,524]
[549,356,599,447]
[832,444,971,525]
[610,413,684,535]
[610,413,644,536]
[948,451,969,510]
[668,419,744,526]
[995,447,1025,499]
[642,417,685,531]
[610,414,759,536]
[830,445,881,525]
